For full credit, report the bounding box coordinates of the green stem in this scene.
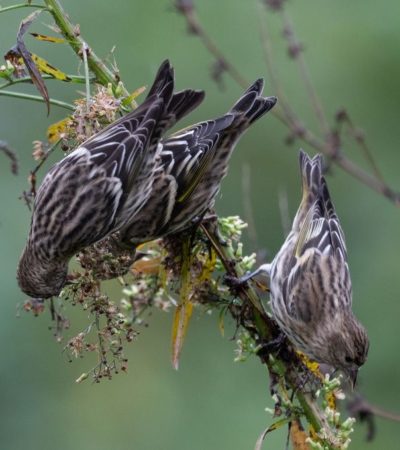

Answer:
[43,0,128,95]
[201,222,327,438]
[0,89,74,110]
[0,3,46,14]
[0,74,92,90]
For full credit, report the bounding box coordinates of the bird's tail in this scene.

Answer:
[291,150,323,232]
[162,89,205,132]
[299,149,323,202]
[145,61,205,147]
[228,79,277,130]
[146,59,175,101]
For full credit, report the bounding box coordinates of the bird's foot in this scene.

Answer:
[257,332,287,358]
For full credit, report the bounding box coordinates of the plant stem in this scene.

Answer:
[201,221,334,440]
[0,3,46,14]
[43,0,128,95]
[0,74,91,90]
[176,1,400,207]
[0,89,74,110]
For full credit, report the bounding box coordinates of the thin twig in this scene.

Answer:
[257,2,299,127]
[28,138,61,197]
[174,1,248,88]
[0,3,47,14]
[280,8,330,136]
[175,0,400,207]
[0,141,19,174]
[338,111,385,182]
[0,89,74,110]
[81,42,91,113]
[0,74,93,90]
[31,138,62,177]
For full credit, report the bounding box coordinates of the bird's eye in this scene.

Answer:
[345,356,352,363]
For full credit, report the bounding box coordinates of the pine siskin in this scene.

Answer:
[243,150,369,386]
[122,78,277,242]
[17,60,204,298]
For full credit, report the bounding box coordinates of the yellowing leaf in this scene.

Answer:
[171,237,193,370]
[47,117,71,143]
[30,32,65,43]
[254,417,291,450]
[132,256,161,275]
[31,53,71,81]
[11,10,50,113]
[171,301,193,370]
[198,247,216,282]
[122,86,146,108]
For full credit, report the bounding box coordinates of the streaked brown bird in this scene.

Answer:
[241,150,369,386]
[17,60,204,298]
[123,78,277,242]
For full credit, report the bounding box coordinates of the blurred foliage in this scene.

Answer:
[1,1,400,449]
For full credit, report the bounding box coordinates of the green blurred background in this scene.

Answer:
[1,1,400,449]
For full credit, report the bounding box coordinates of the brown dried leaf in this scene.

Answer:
[254,417,291,450]
[0,140,18,175]
[171,301,193,370]
[17,11,50,114]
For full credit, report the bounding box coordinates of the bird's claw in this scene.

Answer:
[224,273,249,292]
[257,332,287,357]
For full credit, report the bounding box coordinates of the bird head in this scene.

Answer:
[325,314,369,388]
[17,247,68,299]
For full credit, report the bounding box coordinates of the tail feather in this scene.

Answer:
[230,90,258,114]
[166,89,205,127]
[240,78,264,98]
[146,64,204,154]
[299,150,322,200]
[229,78,277,130]
[146,60,174,100]
[247,96,277,125]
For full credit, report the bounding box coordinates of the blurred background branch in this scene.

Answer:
[174,0,400,207]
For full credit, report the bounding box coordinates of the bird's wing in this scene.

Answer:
[160,114,234,204]
[32,148,123,257]
[295,179,347,261]
[82,95,164,193]
[285,190,351,322]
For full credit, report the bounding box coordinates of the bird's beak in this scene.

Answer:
[348,368,359,390]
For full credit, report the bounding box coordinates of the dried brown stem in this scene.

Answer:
[175,0,400,207]
[280,8,330,136]
[257,5,298,128]
[174,1,248,88]
[336,110,385,182]
[0,140,19,175]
